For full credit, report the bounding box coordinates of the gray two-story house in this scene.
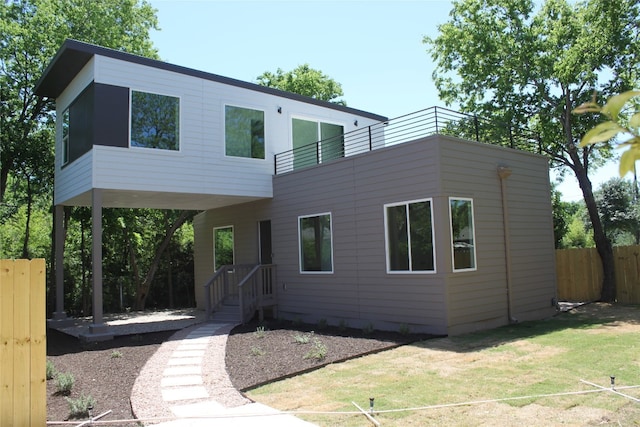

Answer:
[36,39,557,339]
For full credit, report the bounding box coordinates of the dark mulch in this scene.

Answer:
[47,320,432,423]
[46,328,174,423]
[225,319,434,391]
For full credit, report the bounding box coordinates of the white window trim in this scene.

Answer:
[298,212,334,274]
[384,198,437,274]
[449,197,478,272]
[213,225,234,271]
[129,89,182,152]
[223,103,267,161]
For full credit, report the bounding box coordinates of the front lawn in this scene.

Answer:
[248,303,640,426]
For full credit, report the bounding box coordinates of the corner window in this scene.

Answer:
[62,109,70,165]
[292,118,344,169]
[385,199,435,273]
[225,105,265,159]
[298,213,333,273]
[130,90,180,150]
[449,198,476,271]
[213,226,234,271]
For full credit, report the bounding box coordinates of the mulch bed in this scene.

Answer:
[46,320,433,423]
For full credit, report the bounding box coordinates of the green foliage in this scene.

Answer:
[250,346,266,356]
[317,318,328,330]
[293,331,314,344]
[594,178,640,245]
[303,338,328,361]
[46,360,57,380]
[110,350,123,359]
[254,326,267,339]
[65,393,96,419]
[54,372,74,395]
[574,91,640,177]
[362,322,375,335]
[561,208,595,248]
[399,323,411,335]
[256,64,346,105]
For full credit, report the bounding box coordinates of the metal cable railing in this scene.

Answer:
[274,106,541,175]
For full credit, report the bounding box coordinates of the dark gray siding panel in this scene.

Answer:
[68,84,94,164]
[273,137,449,335]
[94,83,128,148]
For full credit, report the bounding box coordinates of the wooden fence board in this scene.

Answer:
[0,259,46,427]
[0,260,15,427]
[556,245,640,303]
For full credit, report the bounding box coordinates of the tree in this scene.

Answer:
[425,0,640,302]
[256,64,346,105]
[594,178,640,245]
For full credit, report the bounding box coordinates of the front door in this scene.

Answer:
[259,220,272,264]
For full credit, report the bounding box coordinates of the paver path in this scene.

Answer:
[131,321,317,426]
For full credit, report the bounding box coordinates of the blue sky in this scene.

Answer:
[148,0,629,202]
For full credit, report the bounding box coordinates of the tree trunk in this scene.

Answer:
[571,152,616,302]
[133,210,193,311]
[21,174,32,258]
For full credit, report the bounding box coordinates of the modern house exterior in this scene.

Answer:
[36,39,557,339]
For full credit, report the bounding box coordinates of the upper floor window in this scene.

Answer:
[385,199,435,273]
[62,108,70,165]
[299,213,333,273]
[449,197,477,271]
[130,90,180,150]
[292,118,344,169]
[225,105,265,159]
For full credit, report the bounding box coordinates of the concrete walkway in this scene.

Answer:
[131,321,317,426]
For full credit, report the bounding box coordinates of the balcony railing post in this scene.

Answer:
[434,106,439,134]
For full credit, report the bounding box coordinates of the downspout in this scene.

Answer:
[497,166,518,324]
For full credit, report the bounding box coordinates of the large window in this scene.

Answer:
[130,90,180,150]
[449,198,477,271]
[292,118,344,169]
[298,213,333,273]
[213,226,234,271]
[62,108,70,165]
[225,105,265,159]
[385,199,435,273]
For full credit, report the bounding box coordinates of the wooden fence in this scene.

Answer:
[0,259,46,427]
[556,245,640,303]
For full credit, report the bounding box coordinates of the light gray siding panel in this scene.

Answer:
[54,151,93,205]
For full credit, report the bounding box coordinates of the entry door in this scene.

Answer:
[259,220,272,264]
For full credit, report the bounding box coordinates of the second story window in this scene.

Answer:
[130,90,180,151]
[225,105,265,159]
[292,118,344,169]
[62,108,70,165]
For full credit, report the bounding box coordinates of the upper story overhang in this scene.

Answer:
[36,40,388,209]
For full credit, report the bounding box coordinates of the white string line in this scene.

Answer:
[45,383,640,425]
[581,379,640,403]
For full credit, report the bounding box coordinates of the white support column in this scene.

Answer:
[81,188,113,341]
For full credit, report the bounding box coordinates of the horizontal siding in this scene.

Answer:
[439,136,556,333]
[272,137,448,334]
[54,151,93,205]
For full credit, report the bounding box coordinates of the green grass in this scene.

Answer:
[247,304,640,426]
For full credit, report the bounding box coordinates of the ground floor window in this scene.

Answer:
[298,213,333,273]
[385,199,435,273]
[449,197,476,271]
[213,226,234,270]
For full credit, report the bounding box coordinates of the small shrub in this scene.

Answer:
[317,318,328,330]
[338,319,349,331]
[250,346,266,356]
[293,331,314,344]
[254,326,267,338]
[399,323,411,335]
[65,393,96,418]
[54,372,75,395]
[304,338,328,361]
[362,322,375,335]
[46,360,57,380]
[110,350,123,359]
